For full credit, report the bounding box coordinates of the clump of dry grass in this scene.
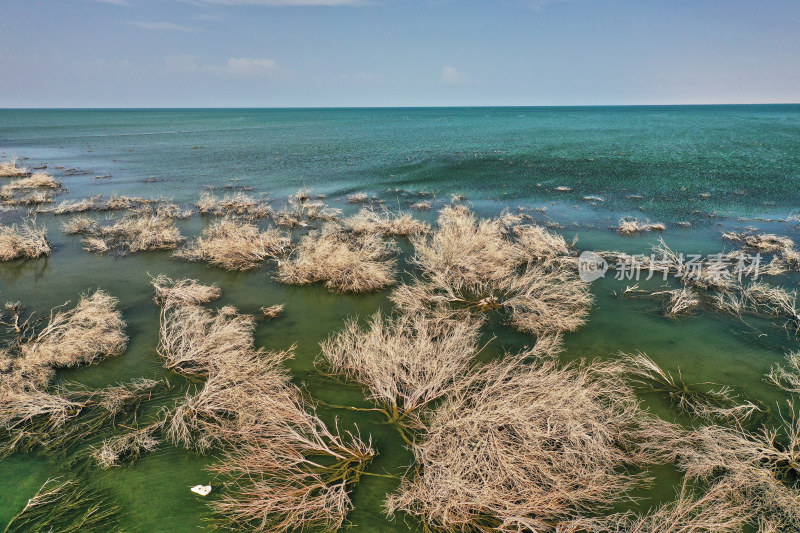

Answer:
[277,223,397,293]
[410,201,432,210]
[654,418,800,530]
[346,192,369,203]
[151,274,221,308]
[92,424,161,468]
[724,230,800,273]
[558,479,752,533]
[61,215,97,235]
[723,231,795,254]
[768,351,800,394]
[18,290,128,377]
[0,158,29,178]
[175,216,290,270]
[394,206,591,336]
[617,217,666,235]
[343,207,430,236]
[51,195,152,215]
[2,477,121,533]
[651,285,702,316]
[1,173,61,196]
[626,352,758,422]
[261,304,284,319]
[197,191,273,219]
[319,311,483,423]
[155,300,375,532]
[513,223,573,262]
[386,355,672,531]
[0,218,51,261]
[78,210,184,255]
[0,291,129,455]
[3,190,56,206]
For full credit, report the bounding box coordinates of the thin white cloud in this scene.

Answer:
[165,55,279,77]
[441,66,467,85]
[128,21,201,32]
[91,0,129,5]
[193,0,363,6]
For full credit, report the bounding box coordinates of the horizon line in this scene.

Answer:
[1,103,799,111]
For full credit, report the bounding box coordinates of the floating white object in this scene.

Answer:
[190,484,212,496]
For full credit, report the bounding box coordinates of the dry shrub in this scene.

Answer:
[768,351,800,393]
[151,274,221,308]
[723,231,794,254]
[412,205,521,286]
[319,311,483,421]
[0,158,29,178]
[558,479,752,533]
[3,477,121,533]
[51,195,149,215]
[626,353,758,422]
[175,216,290,270]
[0,292,128,455]
[0,218,51,261]
[155,301,375,532]
[93,424,161,468]
[655,420,800,530]
[80,210,184,254]
[1,173,61,196]
[724,231,799,273]
[277,223,397,293]
[347,192,369,203]
[261,304,284,319]
[343,207,430,236]
[197,191,273,218]
[386,355,671,531]
[652,285,702,316]
[395,207,591,336]
[410,201,432,211]
[272,189,341,228]
[19,290,128,375]
[513,223,572,262]
[617,217,666,235]
[61,215,97,235]
[52,197,101,215]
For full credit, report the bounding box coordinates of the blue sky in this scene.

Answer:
[0,0,798,107]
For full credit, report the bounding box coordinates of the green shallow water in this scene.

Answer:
[0,106,798,532]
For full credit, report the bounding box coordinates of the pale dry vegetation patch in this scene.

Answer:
[175,216,290,270]
[319,311,483,423]
[151,274,221,308]
[386,355,674,531]
[0,291,129,455]
[277,223,397,293]
[393,206,592,336]
[0,218,51,261]
[155,297,375,532]
[197,191,273,219]
[0,158,29,178]
[558,479,752,533]
[51,195,156,215]
[261,304,284,319]
[61,214,97,235]
[2,477,121,533]
[617,217,666,235]
[78,210,184,254]
[724,230,800,273]
[626,353,759,422]
[343,207,430,236]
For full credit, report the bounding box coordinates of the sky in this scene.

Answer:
[0,0,798,107]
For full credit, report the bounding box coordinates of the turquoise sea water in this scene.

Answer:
[0,106,799,532]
